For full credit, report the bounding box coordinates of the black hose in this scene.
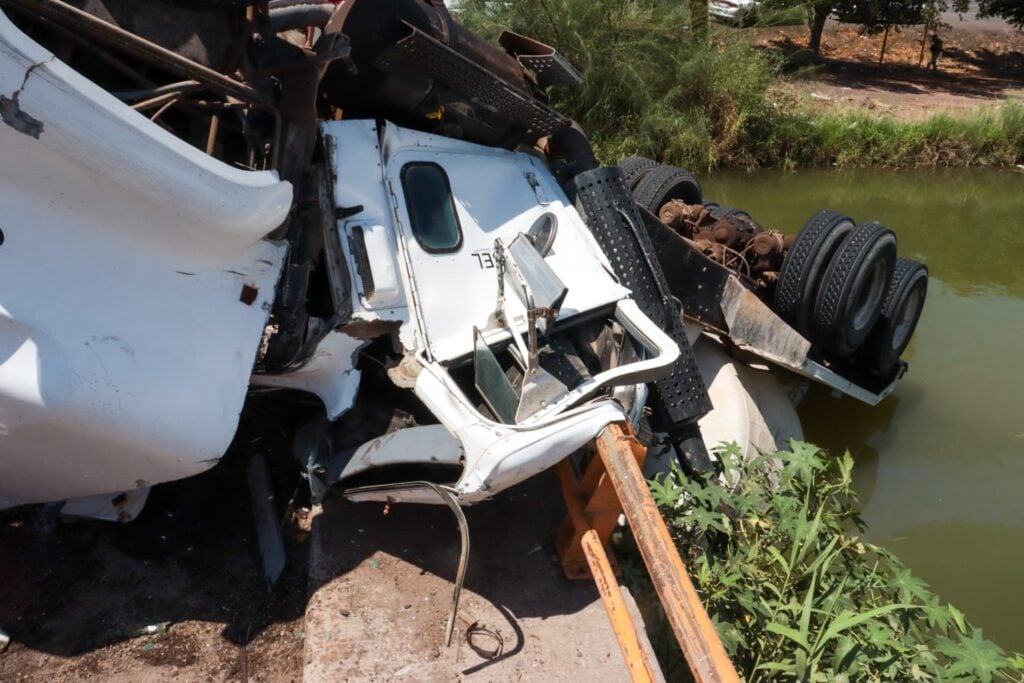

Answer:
[268,1,335,31]
[551,121,599,176]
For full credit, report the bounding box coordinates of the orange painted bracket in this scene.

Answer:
[555,437,645,581]
[555,459,658,683]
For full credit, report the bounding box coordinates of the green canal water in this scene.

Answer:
[703,168,1024,652]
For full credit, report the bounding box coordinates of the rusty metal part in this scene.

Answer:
[114,81,203,103]
[131,91,183,112]
[750,230,787,277]
[188,99,283,171]
[595,423,740,683]
[556,459,658,683]
[711,215,758,250]
[712,221,740,248]
[751,230,785,257]
[658,200,687,229]
[148,96,178,122]
[693,229,715,243]
[1,0,272,107]
[206,112,221,156]
[658,200,716,239]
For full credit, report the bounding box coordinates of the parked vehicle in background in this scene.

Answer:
[710,0,760,25]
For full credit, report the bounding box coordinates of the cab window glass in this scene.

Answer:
[400,162,463,253]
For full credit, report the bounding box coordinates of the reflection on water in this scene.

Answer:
[704,168,1024,651]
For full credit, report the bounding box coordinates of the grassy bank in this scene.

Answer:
[460,0,1024,171]
[643,442,1024,681]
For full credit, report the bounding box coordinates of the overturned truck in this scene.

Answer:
[0,1,925,524]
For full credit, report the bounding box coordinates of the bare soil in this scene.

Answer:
[754,16,1024,118]
[302,472,660,682]
[0,453,310,682]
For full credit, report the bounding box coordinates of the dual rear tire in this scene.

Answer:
[776,210,924,366]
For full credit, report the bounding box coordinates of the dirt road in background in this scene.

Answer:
[753,10,1024,118]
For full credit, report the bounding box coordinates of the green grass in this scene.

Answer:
[641,442,1024,682]
[759,102,1024,169]
[459,0,1024,171]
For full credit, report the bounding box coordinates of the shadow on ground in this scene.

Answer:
[0,449,309,679]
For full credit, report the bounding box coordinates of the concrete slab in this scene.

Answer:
[303,471,662,682]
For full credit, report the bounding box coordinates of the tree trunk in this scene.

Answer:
[690,0,709,45]
[918,19,930,66]
[808,3,830,54]
[878,24,890,65]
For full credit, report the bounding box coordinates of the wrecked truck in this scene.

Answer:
[0,0,714,515]
[0,0,926,521]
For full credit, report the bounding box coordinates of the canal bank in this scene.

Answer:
[703,167,1024,651]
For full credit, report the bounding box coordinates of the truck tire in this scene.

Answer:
[862,258,928,372]
[632,165,703,214]
[811,221,897,355]
[617,156,659,190]
[702,200,720,211]
[773,210,855,334]
[710,205,751,220]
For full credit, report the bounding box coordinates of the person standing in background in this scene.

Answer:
[928,34,944,70]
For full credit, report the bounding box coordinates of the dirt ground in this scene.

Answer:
[753,14,1024,118]
[0,454,311,682]
[302,473,660,682]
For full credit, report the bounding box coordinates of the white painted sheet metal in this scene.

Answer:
[0,13,291,508]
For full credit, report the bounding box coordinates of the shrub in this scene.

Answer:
[649,442,1024,681]
[459,0,781,171]
[459,0,1024,170]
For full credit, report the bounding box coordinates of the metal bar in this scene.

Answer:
[0,0,271,106]
[148,96,178,122]
[132,91,181,112]
[595,423,740,683]
[556,460,659,683]
[113,80,202,102]
[206,112,221,155]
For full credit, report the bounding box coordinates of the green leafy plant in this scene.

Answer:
[650,441,1024,682]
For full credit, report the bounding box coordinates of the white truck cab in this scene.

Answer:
[259,120,681,504]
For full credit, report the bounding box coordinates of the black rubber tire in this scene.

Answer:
[709,205,751,220]
[773,209,855,334]
[159,0,254,8]
[862,258,928,371]
[702,200,720,211]
[618,156,660,190]
[632,165,703,213]
[811,221,898,355]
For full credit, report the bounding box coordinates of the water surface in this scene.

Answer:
[704,168,1024,651]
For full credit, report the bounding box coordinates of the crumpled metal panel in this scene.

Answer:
[572,166,713,428]
[375,26,570,137]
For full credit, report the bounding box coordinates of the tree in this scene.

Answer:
[834,0,927,64]
[977,0,1024,27]
[759,0,840,54]
[807,0,835,53]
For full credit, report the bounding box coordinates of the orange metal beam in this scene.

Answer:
[555,448,625,580]
[556,460,658,683]
[595,423,740,683]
